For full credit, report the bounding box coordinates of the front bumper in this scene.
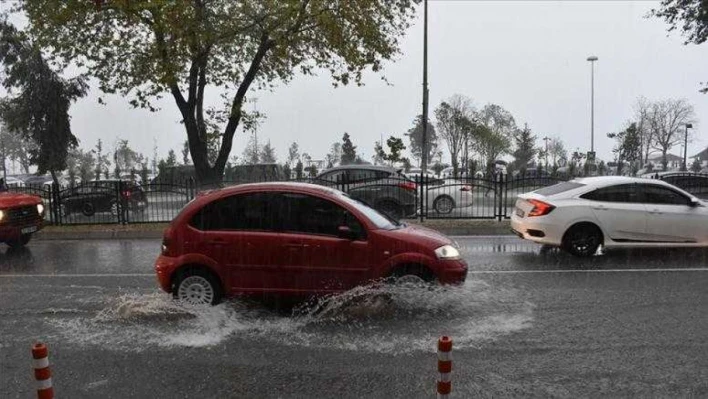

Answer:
[154,255,179,293]
[437,259,468,285]
[0,219,43,241]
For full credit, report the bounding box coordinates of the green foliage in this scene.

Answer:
[260,141,277,164]
[341,133,357,165]
[295,160,304,179]
[435,96,475,178]
[690,158,702,172]
[511,124,537,173]
[283,163,292,180]
[287,142,300,167]
[20,0,419,184]
[0,19,87,181]
[0,124,33,174]
[608,123,641,175]
[325,142,342,168]
[405,115,438,166]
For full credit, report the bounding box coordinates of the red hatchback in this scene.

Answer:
[155,182,467,305]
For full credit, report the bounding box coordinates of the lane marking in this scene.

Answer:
[468,268,708,274]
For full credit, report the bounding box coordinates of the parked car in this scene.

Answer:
[511,176,708,257]
[4,176,25,188]
[405,174,474,214]
[315,165,417,219]
[0,190,45,247]
[24,175,67,188]
[155,182,468,305]
[60,180,148,217]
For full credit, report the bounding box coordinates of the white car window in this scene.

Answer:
[581,184,639,203]
[640,185,690,206]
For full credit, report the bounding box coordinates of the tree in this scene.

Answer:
[374,136,408,166]
[634,97,654,166]
[0,124,33,174]
[652,1,708,93]
[261,141,277,164]
[548,137,567,167]
[166,150,178,167]
[0,19,87,185]
[405,115,438,167]
[690,157,702,172]
[325,142,342,168]
[476,103,515,165]
[287,142,300,167]
[435,95,475,178]
[648,99,695,170]
[341,133,357,165]
[607,122,641,176]
[22,1,419,186]
[242,135,260,165]
[295,160,304,179]
[94,139,111,180]
[511,124,537,174]
[114,140,140,175]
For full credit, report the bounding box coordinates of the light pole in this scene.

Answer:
[587,56,598,155]
[683,123,692,171]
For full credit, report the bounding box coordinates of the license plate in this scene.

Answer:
[21,226,38,234]
[515,207,525,217]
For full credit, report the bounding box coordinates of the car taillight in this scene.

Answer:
[122,190,132,198]
[460,185,471,191]
[526,199,555,217]
[399,182,417,191]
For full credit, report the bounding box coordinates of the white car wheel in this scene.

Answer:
[433,195,455,214]
[177,275,215,306]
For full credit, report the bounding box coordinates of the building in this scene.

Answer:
[647,153,683,170]
[690,147,708,168]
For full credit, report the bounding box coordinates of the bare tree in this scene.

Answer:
[634,97,654,166]
[549,137,567,166]
[648,99,696,171]
[435,95,475,178]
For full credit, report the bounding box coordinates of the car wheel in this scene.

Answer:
[173,268,223,306]
[562,224,602,257]
[377,200,404,220]
[389,264,435,286]
[81,202,96,217]
[433,195,455,214]
[7,234,31,248]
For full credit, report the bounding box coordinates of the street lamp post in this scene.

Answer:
[683,123,693,171]
[587,56,598,155]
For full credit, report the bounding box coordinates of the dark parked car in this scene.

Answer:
[60,180,148,217]
[315,165,418,219]
[155,182,467,305]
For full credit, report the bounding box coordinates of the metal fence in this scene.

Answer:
[9,172,708,225]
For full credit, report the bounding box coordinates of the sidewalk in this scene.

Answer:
[35,219,512,240]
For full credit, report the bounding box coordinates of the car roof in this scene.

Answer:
[572,176,684,190]
[319,165,399,174]
[202,182,343,198]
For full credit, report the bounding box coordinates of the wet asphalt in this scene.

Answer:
[1,237,707,398]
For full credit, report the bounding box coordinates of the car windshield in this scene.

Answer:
[337,193,401,230]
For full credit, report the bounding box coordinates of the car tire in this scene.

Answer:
[173,267,223,306]
[377,200,404,220]
[562,224,602,257]
[7,234,31,248]
[81,202,96,217]
[433,195,455,214]
[389,264,435,285]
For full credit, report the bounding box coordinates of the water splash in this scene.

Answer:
[49,279,533,354]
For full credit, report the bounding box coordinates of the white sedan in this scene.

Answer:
[424,179,474,214]
[511,176,708,257]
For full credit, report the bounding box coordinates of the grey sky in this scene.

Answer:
[48,1,708,165]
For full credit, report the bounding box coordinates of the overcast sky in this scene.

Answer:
[18,1,708,166]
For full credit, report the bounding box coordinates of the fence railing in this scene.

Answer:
[9,172,708,225]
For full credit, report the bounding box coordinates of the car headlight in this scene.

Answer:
[37,204,45,214]
[0,210,4,221]
[435,245,460,260]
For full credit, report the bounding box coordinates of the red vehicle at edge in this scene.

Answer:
[155,182,467,305]
[0,190,45,247]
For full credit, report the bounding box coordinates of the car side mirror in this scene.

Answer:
[690,198,701,207]
[337,225,358,240]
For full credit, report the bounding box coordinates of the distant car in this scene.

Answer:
[4,176,25,188]
[405,174,474,214]
[0,190,45,247]
[511,176,708,257]
[60,180,148,217]
[23,175,67,188]
[316,165,418,219]
[155,182,467,305]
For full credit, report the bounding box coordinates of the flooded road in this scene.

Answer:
[1,237,707,398]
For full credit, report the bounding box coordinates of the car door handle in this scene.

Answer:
[649,209,663,215]
[592,206,608,211]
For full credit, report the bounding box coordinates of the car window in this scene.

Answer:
[280,193,364,238]
[580,184,638,203]
[640,185,690,206]
[349,169,389,183]
[189,192,280,231]
[535,182,585,196]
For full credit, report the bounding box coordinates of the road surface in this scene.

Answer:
[1,237,707,398]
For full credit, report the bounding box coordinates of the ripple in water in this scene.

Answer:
[49,279,533,354]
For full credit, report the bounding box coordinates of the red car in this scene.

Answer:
[0,191,45,247]
[155,182,467,305]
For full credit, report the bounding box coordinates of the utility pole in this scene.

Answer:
[683,123,692,171]
[421,0,429,174]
